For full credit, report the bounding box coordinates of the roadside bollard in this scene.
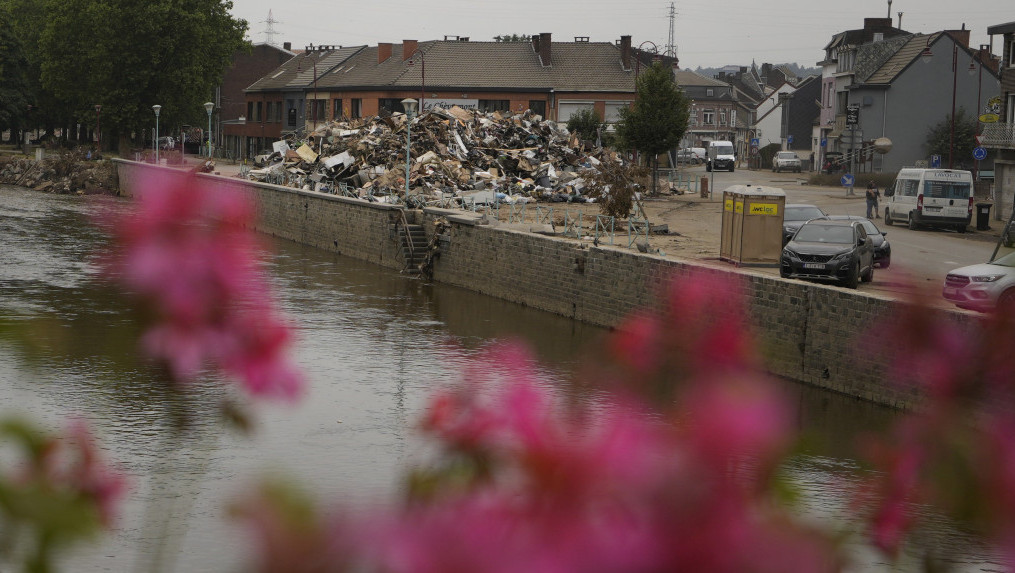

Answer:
[700,177,709,198]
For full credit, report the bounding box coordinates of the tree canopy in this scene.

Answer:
[924,108,980,169]
[614,62,689,158]
[1,0,248,151]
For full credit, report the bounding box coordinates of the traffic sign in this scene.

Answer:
[846,105,859,126]
[750,138,759,147]
[820,138,827,147]
[930,155,941,168]
[788,135,794,144]
[973,147,987,160]
[841,173,855,187]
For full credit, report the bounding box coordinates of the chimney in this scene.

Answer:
[538,32,552,66]
[378,42,392,63]
[946,25,970,48]
[532,34,540,54]
[283,41,291,51]
[863,17,893,32]
[620,35,632,70]
[402,40,418,60]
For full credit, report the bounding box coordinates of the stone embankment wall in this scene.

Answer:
[115,160,978,410]
[1,154,118,194]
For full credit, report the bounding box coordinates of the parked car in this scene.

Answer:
[687,147,706,162]
[782,203,828,245]
[157,136,176,150]
[780,219,875,288]
[675,149,699,165]
[772,151,802,173]
[826,215,891,268]
[942,251,1015,311]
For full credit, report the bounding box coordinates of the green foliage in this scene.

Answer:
[494,34,530,42]
[579,158,649,219]
[924,108,979,168]
[613,62,690,157]
[2,0,248,151]
[0,7,29,132]
[566,108,604,144]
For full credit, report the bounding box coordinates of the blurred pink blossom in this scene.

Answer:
[97,172,303,400]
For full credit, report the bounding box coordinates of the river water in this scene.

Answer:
[0,185,999,571]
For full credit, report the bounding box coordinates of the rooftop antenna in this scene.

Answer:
[898,12,903,30]
[260,10,281,46]
[887,0,892,19]
[664,2,677,59]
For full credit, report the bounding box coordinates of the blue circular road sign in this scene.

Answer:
[973,146,987,160]
[841,173,855,187]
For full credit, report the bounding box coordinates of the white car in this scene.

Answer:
[772,151,801,173]
[942,251,1015,311]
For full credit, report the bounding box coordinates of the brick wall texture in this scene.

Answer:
[116,160,983,410]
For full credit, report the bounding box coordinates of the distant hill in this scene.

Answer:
[691,63,821,80]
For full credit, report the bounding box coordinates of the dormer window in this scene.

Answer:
[706,88,714,97]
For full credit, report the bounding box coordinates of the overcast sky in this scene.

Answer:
[228,0,1013,69]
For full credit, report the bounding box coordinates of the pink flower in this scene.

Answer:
[96,171,303,400]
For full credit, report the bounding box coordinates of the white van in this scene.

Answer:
[883,168,973,232]
[706,141,735,172]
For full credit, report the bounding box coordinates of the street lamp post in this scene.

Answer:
[94,104,101,153]
[400,98,418,204]
[152,104,162,164]
[409,51,426,112]
[204,102,214,158]
[949,43,958,169]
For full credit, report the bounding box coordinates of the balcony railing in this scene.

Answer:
[980,122,1015,150]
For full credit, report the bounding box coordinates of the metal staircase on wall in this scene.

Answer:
[397,215,426,273]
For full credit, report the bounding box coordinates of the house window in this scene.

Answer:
[378,98,404,113]
[255,102,263,122]
[719,111,727,125]
[247,102,254,122]
[1010,39,1015,66]
[479,100,510,112]
[287,100,296,127]
[1008,94,1015,123]
[703,109,715,125]
[333,99,343,119]
[528,100,546,117]
[351,99,362,118]
[265,102,273,123]
[706,88,714,97]
[308,99,326,123]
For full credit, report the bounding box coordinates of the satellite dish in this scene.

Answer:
[873,137,893,154]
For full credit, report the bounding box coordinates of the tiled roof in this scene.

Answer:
[315,40,638,93]
[246,46,365,92]
[862,33,937,85]
[673,69,728,88]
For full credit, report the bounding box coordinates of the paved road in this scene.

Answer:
[681,164,1011,307]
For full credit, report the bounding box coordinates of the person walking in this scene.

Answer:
[865,181,877,219]
[872,182,881,219]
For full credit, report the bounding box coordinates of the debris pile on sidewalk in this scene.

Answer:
[242,106,628,206]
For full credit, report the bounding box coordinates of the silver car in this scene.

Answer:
[772,151,801,173]
[942,251,1015,311]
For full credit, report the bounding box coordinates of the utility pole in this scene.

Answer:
[261,10,280,47]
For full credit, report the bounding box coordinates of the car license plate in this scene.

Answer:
[925,206,942,212]
[803,263,824,269]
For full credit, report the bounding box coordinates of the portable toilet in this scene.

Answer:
[719,185,785,266]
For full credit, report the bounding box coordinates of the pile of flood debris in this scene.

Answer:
[243,106,628,205]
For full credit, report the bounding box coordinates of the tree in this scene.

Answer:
[0,7,29,135]
[566,108,604,146]
[614,61,690,194]
[924,108,979,169]
[34,0,248,153]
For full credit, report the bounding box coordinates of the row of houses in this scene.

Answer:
[212,20,1015,193]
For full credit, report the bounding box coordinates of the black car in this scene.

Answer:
[826,215,891,268]
[780,220,875,289]
[783,204,828,245]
